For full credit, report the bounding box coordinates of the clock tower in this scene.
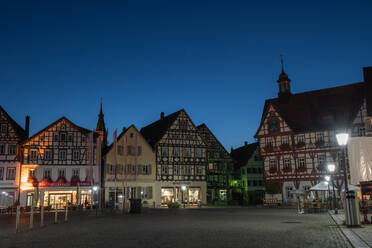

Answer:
[277,55,291,102]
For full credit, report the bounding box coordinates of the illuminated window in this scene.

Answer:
[1,124,7,133]
[8,144,16,155]
[0,167,3,180]
[28,169,35,178]
[6,167,16,180]
[208,163,213,170]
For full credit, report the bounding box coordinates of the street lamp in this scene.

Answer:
[324,176,331,210]
[327,163,338,214]
[336,132,359,227]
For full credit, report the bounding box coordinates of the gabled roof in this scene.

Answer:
[140,109,183,148]
[104,124,153,155]
[255,82,365,136]
[0,105,27,141]
[24,116,97,144]
[230,142,259,169]
[196,123,230,155]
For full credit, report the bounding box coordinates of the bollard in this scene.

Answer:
[15,205,20,232]
[54,205,58,224]
[30,205,34,229]
[65,205,68,222]
[40,205,44,227]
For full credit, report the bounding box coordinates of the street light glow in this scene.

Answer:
[327,163,335,172]
[336,133,349,146]
[93,186,98,191]
[325,175,330,182]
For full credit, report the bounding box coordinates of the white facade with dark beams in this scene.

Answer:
[20,117,101,208]
[141,109,207,206]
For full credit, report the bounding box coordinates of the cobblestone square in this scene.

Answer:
[1,208,353,248]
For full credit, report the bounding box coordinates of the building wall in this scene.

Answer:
[103,125,157,207]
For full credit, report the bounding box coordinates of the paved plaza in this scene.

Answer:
[1,208,353,248]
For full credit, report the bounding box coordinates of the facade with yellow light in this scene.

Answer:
[20,116,101,209]
[0,106,29,207]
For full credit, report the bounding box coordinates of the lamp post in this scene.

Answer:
[327,163,338,214]
[93,186,98,216]
[324,176,331,210]
[336,132,359,227]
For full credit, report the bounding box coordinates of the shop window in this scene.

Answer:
[28,169,35,178]
[8,144,16,155]
[0,167,3,180]
[6,167,16,180]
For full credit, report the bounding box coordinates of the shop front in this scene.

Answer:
[161,186,202,205]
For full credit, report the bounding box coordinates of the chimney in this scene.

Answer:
[25,115,30,138]
[244,141,248,146]
[364,67,372,116]
[160,112,165,120]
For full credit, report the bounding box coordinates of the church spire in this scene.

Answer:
[277,55,291,100]
[96,98,107,147]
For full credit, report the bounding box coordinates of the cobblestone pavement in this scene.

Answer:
[331,211,372,247]
[1,208,352,248]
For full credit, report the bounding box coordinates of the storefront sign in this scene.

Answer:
[172,181,191,185]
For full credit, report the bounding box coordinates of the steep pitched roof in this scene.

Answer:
[255,82,365,136]
[196,123,230,155]
[96,102,106,132]
[24,116,97,143]
[140,109,183,147]
[0,105,27,141]
[230,142,259,169]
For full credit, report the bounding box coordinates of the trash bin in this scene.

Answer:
[343,191,361,227]
[129,199,141,214]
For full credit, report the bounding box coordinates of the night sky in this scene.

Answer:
[1,1,371,149]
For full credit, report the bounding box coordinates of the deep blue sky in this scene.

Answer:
[1,0,371,149]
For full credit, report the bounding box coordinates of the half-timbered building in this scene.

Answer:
[255,66,372,204]
[20,117,101,208]
[103,125,157,208]
[140,109,207,205]
[0,106,29,206]
[197,123,234,203]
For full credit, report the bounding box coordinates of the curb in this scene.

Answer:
[329,213,370,248]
